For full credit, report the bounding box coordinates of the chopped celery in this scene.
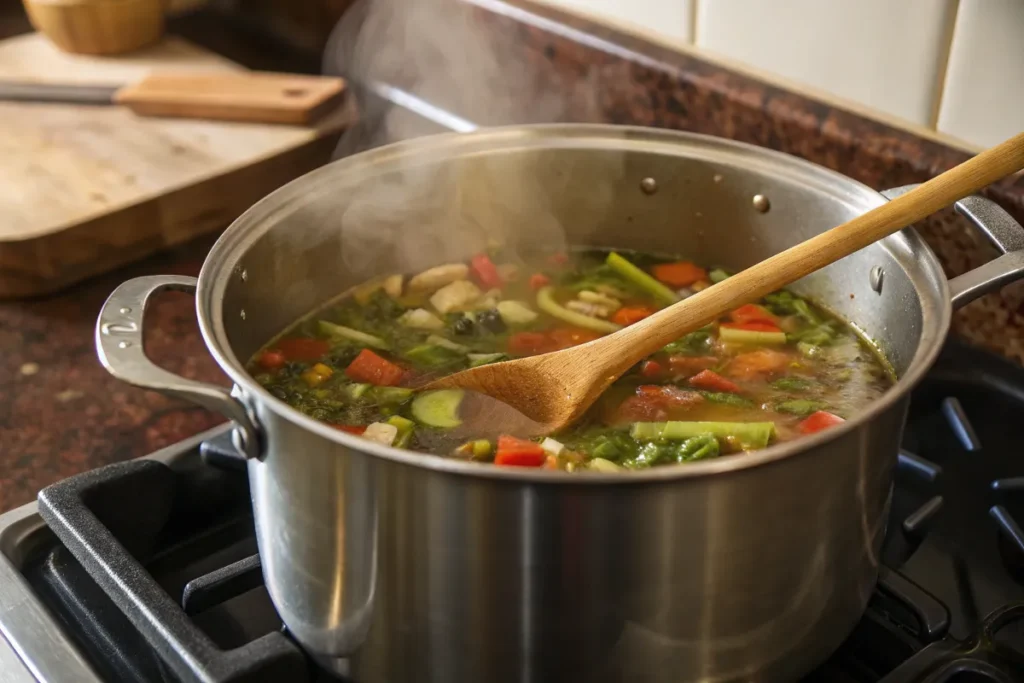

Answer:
[411,389,464,428]
[370,386,414,404]
[775,399,825,416]
[536,286,621,333]
[318,320,389,350]
[344,383,371,399]
[700,391,753,407]
[605,252,679,305]
[631,421,775,449]
[404,344,464,368]
[771,377,811,392]
[588,457,623,472]
[386,415,415,448]
[426,335,469,354]
[708,268,730,284]
[719,326,787,345]
[468,352,507,368]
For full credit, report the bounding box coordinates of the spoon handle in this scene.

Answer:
[604,131,1024,369]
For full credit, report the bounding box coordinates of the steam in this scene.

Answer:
[307,0,621,286]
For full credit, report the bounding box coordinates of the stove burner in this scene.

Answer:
[3,341,1022,683]
[940,397,981,452]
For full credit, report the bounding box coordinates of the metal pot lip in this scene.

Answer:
[197,123,952,484]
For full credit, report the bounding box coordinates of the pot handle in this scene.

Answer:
[882,186,1024,309]
[96,275,261,459]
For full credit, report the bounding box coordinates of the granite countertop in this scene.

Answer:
[0,9,320,512]
[2,0,1023,512]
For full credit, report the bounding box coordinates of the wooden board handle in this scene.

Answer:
[113,72,346,125]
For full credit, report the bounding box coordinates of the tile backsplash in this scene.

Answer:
[535,0,1023,150]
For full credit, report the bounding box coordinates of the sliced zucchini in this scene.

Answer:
[411,389,464,428]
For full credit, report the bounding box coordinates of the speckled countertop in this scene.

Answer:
[2,0,1023,512]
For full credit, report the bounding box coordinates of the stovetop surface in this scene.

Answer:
[2,340,1023,683]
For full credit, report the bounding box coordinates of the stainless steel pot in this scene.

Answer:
[96,126,1024,682]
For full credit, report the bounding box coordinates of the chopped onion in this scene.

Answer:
[541,437,564,456]
[363,422,398,446]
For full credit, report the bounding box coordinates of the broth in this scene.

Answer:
[248,248,892,471]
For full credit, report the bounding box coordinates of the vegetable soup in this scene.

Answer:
[248,249,892,471]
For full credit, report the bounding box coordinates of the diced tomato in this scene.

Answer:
[333,424,367,435]
[257,350,286,371]
[730,304,779,325]
[528,273,551,290]
[494,435,546,467]
[640,359,663,378]
[651,261,707,288]
[508,332,552,356]
[615,395,669,423]
[611,306,656,326]
[721,321,784,334]
[470,253,503,289]
[799,411,845,434]
[549,327,601,350]
[549,252,569,266]
[345,349,404,386]
[274,337,330,362]
[667,355,718,376]
[689,369,742,393]
[727,349,792,380]
[616,385,702,423]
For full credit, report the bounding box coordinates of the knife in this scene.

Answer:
[0,71,346,125]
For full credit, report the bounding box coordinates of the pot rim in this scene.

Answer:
[197,123,951,483]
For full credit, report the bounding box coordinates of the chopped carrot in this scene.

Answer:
[799,411,845,434]
[274,338,330,362]
[611,306,656,326]
[495,435,546,467]
[257,350,286,370]
[549,327,601,350]
[689,369,742,393]
[730,304,779,325]
[345,349,404,386]
[727,349,792,380]
[333,424,367,435]
[470,253,503,289]
[640,359,663,378]
[529,273,551,290]
[651,261,707,288]
[543,455,560,470]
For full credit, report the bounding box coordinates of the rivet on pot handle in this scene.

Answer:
[96,275,261,459]
[883,185,1024,310]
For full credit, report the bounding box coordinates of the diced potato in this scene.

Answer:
[470,288,501,311]
[497,300,538,325]
[399,308,444,330]
[541,437,564,456]
[363,422,399,446]
[566,300,611,318]
[382,274,403,299]
[407,264,469,293]
[578,290,621,310]
[431,280,482,314]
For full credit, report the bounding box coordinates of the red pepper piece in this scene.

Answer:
[345,349,404,386]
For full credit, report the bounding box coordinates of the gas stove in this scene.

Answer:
[1,340,1022,683]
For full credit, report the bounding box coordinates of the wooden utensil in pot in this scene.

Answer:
[428,131,1024,435]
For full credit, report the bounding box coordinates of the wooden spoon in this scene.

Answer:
[427,132,1024,434]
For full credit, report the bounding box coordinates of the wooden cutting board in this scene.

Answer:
[0,33,350,298]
